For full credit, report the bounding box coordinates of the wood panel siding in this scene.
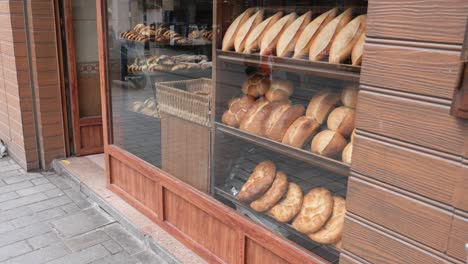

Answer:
[453,164,468,212]
[447,212,468,262]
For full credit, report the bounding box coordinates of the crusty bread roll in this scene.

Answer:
[293,8,337,59]
[306,92,340,124]
[244,12,283,54]
[329,15,367,63]
[265,80,294,102]
[277,11,312,58]
[222,8,255,51]
[327,106,355,137]
[221,96,256,127]
[292,187,334,234]
[235,10,264,53]
[242,73,270,98]
[352,30,366,66]
[250,171,288,212]
[309,8,352,61]
[309,196,346,244]
[342,143,353,165]
[341,87,359,108]
[240,98,274,136]
[311,130,347,158]
[268,182,303,223]
[260,12,297,56]
[264,104,305,142]
[238,160,276,203]
[282,116,320,148]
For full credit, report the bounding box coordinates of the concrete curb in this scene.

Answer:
[51,159,181,264]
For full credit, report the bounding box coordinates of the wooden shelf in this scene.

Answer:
[216,50,360,82]
[216,122,350,176]
[214,187,341,263]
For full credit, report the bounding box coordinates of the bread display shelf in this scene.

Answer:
[217,50,360,82]
[216,122,349,176]
[214,187,341,263]
[119,38,212,48]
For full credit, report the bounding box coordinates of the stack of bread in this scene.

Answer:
[120,24,156,43]
[222,8,367,65]
[127,54,212,75]
[238,160,345,247]
[221,73,357,163]
[130,98,159,118]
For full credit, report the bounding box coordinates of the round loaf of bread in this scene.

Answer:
[329,15,367,64]
[260,12,297,56]
[311,130,347,158]
[341,87,358,108]
[282,116,320,148]
[292,187,334,234]
[327,106,355,137]
[342,143,353,165]
[268,182,303,223]
[240,99,274,136]
[250,171,288,212]
[238,160,276,203]
[264,104,305,142]
[306,92,340,124]
[222,8,255,51]
[265,80,294,102]
[235,10,264,52]
[309,196,346,244]
[277,11,312,58]
[242,73,270,98]
[244,12,283,54]
[221,96,256,127]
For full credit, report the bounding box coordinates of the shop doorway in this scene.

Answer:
[62,0,103,156]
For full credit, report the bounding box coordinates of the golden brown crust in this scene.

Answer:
[265,80,294,102]
[222,8,255,51]
[341,87,359,108]
[244,12,283,54]
[268,182,303,223]
[221,96,256,128]
[260,12,297,56]
[342,143,353,165]
[292,187,334,234]
[282,116,320,148]
[352,31,366,66]
[241,73,271,98]
[327,106,355,137]
[250,171,289,212]
[264,104,305,142]
[277,11,312,58]
[240,99,274,136]
[235,10,264,52]
[309,196,346,244]
[329,15,367,64]
[306,92,340,124]
[311,130,347,158]
[238,160,277,203]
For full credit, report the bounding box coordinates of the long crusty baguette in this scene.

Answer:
[329,15,367,63]
[260,12,297,56]
[244,12,283,54]
[309,8,352,61]
[222,8,254,51]
[235,10,264,53]
[351,30,366,66]
[276,11,312,58]
[293,8,337,59]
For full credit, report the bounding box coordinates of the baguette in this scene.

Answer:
[309,8,352,61]
[329,15,367,63]
[352,30,366,66]
[235,10,265,52]
[293,8,337,59]
[260,12,297,56]
[244,12,283,54]
[222,8,255,51]
[276,11,312,58]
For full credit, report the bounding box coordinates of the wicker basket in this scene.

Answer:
[155,78,212,127]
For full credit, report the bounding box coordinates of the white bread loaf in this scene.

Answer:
[276,11,312,58]
[293,8,337,59]
[235,10,264,53]
[244,12,283,54]
[329,15,367,63]
[222,8,254,51]
[309,8,353,61]
[311,130,347,158]
[352,30,366,66]
[260,12,297,56]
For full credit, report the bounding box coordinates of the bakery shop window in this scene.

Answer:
[213,1,366,262]
[105,0,212,189]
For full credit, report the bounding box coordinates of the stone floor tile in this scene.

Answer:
[0,241,32,262]
[60,203,80,214]
[51,207,114,238]
[102,223,145,255]
[10,207,66,228]
[62,188,91,209]
[64,230,110,252]
[0,193,19,204]
[27,232,60,250]
[90,251,140,264]
[16,183,56,197]
[3,174,42,185]
[0,222,51,247]
[0,222,15,235]
[135,250,169,264]
[3,243,69,264]
[31,178,49,186]
[101,239,123,255]
[0,182,34,195]
[47,244,110,264]
[43,189,64,198]
[28,196,72,213]
[0,207,33,223]
[0,193,48,211]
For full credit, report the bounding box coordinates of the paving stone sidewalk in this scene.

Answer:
[0,157,166,264]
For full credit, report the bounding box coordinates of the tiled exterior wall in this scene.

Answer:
[0,0,65,170]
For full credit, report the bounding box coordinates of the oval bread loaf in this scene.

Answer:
[238,160,276,203]
[250,171,288,212]
[341,87,359,108]
[309,196,346,244]
[282,116,320,148]
[265,80,294,102]
[292,187,334,234]
[260,12,297,56]
[242,73,271,98]
[222,8,254,51]
[329,15,367,63]
[221,96,256,127]
[244,12,283,54]
[311,130,347,158]
[268,182,303,222]
[327,106,355,137]
[264,104,305,142]
[352,30,366,66]
[309,8,353,61]
[277,11,312,58]
[306,92,340,124]
[235,10,264,52]
[240,98,274,136]
[294,8,337,59]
